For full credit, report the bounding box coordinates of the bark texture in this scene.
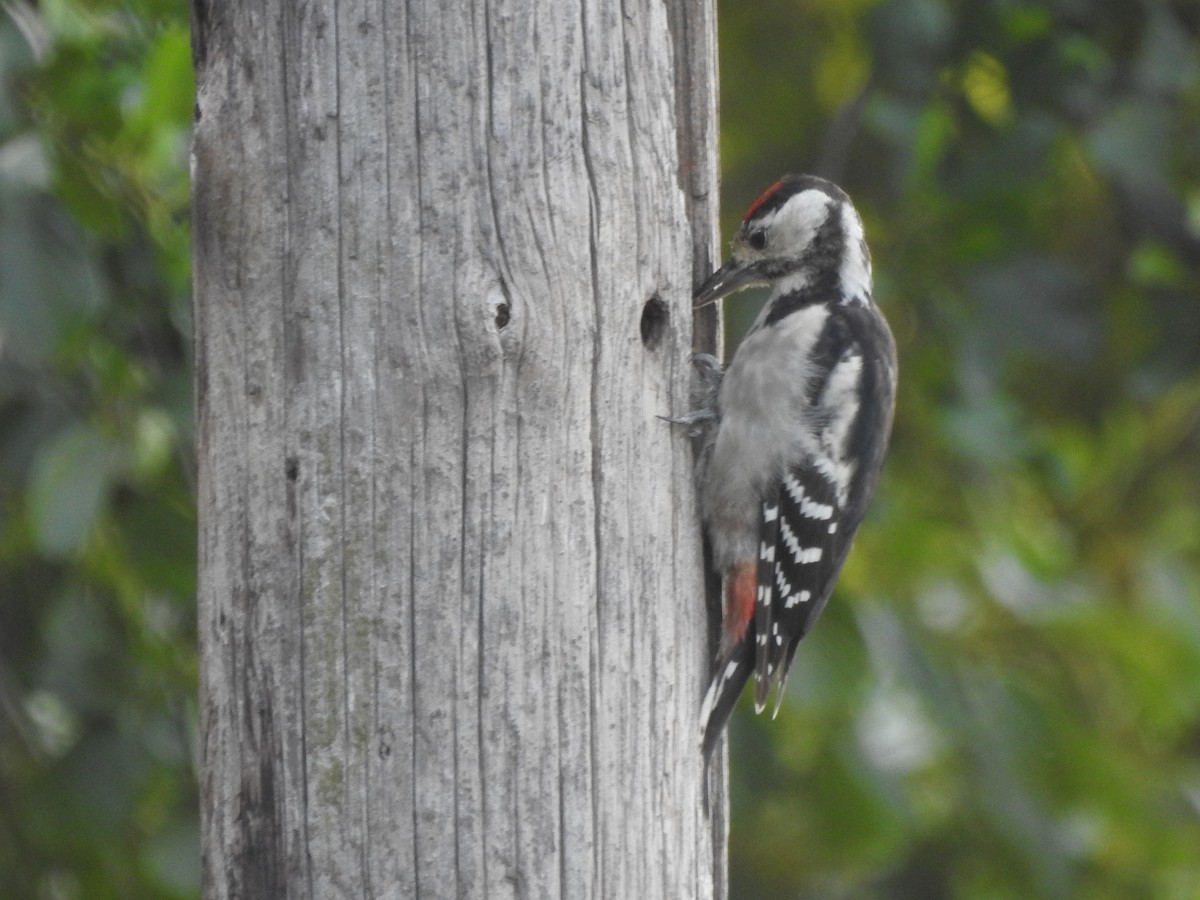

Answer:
[192,0,722,897]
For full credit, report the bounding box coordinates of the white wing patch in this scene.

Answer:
[812,350,865,505]
[821,352,863,451]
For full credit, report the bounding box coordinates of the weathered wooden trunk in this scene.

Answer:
[192,0,722,895]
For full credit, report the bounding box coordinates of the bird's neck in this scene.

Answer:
[836,203,872,307]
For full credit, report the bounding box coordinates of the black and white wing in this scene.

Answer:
[752,302,897,712]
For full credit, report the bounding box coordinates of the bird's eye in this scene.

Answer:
[747,229,767,251]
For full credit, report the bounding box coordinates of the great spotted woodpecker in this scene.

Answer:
[687,175,897,760]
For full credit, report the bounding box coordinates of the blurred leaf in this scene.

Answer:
[133,26,193,134]
[1001,5,1052,42]
[0,4,196,897]
[1127,242,1188,289]
[0,189,107,362]
[27,423,117,557]
[960,50,1013,126]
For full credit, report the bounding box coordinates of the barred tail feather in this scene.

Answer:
[700,648,753,762]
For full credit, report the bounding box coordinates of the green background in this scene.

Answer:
[1,1,1198,897]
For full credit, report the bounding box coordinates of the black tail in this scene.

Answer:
[699,641,754,762]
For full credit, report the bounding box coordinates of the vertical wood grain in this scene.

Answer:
[193,0,723,896]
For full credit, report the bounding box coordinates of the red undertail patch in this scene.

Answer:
[724,562,757,645]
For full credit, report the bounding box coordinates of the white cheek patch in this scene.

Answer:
[765,190,833,253]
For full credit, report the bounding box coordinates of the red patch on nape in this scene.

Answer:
[723,562,757,645]
[742,179,788,223]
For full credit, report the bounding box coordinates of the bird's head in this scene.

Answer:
[695,174,871,308]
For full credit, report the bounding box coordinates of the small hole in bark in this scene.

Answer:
[285,456,299,481]
[494,303,511,329]
[640,294,668,350]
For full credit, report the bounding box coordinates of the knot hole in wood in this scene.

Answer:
[640,293,668,350]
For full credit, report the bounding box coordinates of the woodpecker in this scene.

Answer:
[689,174,897,760]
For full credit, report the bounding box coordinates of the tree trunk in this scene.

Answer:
[191,0,722,896]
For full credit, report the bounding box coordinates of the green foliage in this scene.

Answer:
[3,0,1199,897]
[0,1,196,897]
[718,0,1200,896]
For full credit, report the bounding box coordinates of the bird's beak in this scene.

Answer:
[693,259,760,309]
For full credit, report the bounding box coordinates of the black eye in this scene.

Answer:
[747,229,767,251]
